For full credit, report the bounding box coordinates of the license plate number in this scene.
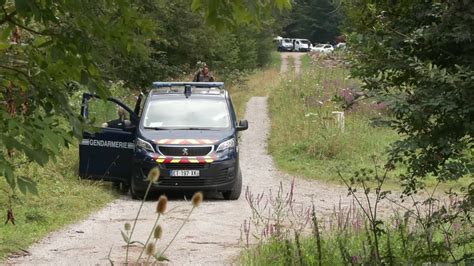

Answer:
[170,170,200,177]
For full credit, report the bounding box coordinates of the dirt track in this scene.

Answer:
[8,52,362,265]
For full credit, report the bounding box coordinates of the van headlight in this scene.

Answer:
[216,139,235,153]
[136,138,155,153]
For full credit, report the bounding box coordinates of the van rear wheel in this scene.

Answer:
[223,169,242,200]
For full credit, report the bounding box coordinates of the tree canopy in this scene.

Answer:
[282,0,343,43]
[0,0,290,193]
[344,0,474,197]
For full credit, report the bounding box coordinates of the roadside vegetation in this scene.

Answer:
[0,0,286,203]
[269,55,400,185]
[241,180,473,265]
[221,51,281,119]
[0,0,289,260]
[243,0,473,264]
[0,148,116,259]
[269,54,469,190]
[0,58,279,261]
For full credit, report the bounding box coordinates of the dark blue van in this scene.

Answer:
[79,82,248,200]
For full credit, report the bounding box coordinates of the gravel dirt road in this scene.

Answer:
[7,52,381,265]
[280,52,304,75]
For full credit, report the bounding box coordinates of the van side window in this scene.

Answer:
[86,98,130,129]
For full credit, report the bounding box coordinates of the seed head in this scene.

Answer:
[124,222,131,231]
[156,195,168,214]
[147,167,160,183]
[191,191,203,207]
[145,242,156,256]
[154,225,163,239]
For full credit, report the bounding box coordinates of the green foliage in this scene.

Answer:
[268,59,402,185]
[153,0,279,80]
[0,0,282,195]
[343,0,474,195]
[241,173,473,265]
[191,0,291,27]
[281,0,343,43]
[0,0,154,192]
[0,146,116,260]
[242,221,474,265]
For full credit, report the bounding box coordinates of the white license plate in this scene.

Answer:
[170,170,200,177]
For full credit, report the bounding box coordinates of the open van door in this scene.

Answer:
[79,93,139,184]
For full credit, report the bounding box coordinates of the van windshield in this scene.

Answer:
[142,98,231,129]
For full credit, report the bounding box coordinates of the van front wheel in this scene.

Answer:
[223,169,242,200]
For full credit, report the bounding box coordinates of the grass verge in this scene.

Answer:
[269,61,399,185]
[300,53,312,71]
[240,177,473,265]
[268,55,469,190]
[0,147,116,260]
[241,222,473,265]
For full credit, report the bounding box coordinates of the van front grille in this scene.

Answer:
[158,146,212,156]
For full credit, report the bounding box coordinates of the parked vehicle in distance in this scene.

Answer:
[293,39,311,52]
[335,42,347,49]
[79,82,248,200]
[277,38,294,52]
[311,44,334,53]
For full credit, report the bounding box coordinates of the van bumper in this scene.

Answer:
[132,154,238,193]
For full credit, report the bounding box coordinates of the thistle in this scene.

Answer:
[124,222,131,231]
[147,167,160,183]
[158,191,203,259]
[127,166,160,262]
[154,225,163,239]
[157,195,168,214]
[137,196,165,262]
[145,243,156,256]
[192,191,203,207]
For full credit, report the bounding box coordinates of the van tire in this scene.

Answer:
[223,169,242,200]
[130,177,145,200]
[113,181,129,194]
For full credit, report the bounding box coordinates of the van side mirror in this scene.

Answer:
[236,120,248,131]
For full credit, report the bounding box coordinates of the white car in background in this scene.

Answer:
[293,39,311,52]
[336,42,347,49]
[311,44,334,53]
[277,38,294,52]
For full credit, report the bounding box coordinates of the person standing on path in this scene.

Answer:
[193,63,215,82]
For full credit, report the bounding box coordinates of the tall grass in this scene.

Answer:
[0,147,116,259]
[268,57,470,189]
[300,54,312,71]
[269,62,400,185]
[0,83,137,260]
[243,54,473,265]
[240,180,474,265]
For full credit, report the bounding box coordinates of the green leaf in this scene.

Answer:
[0,160,16,189]
[129,240,145,246]
[2,136,49,165]
[17,176,39,195]
[80,70,89,85]
[153,253,169,262]
[191,0,201,11]
[15,0,30,14]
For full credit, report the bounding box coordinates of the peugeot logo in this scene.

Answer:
[182,148,189,156]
